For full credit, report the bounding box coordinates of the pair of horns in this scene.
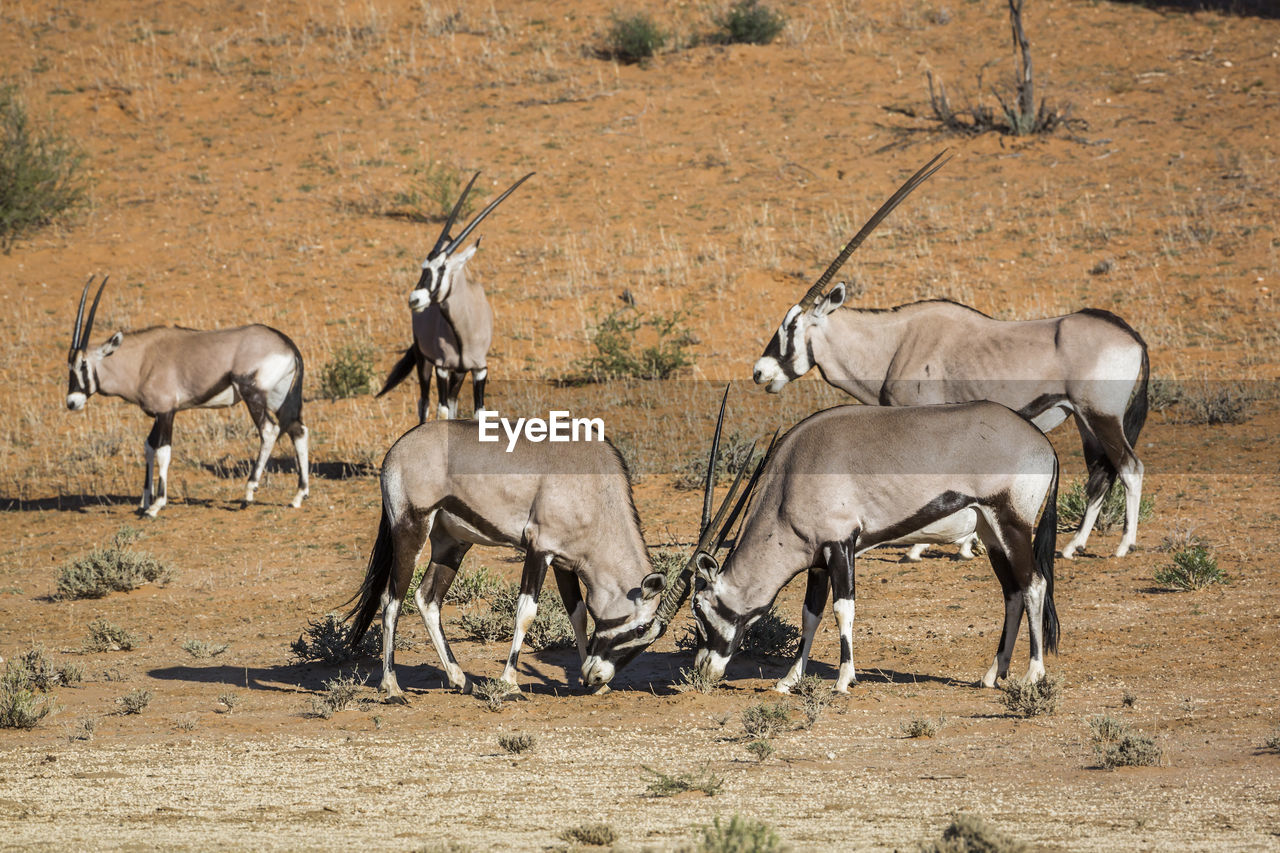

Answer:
[429,171,535,260]
[798,150,952,311]
[71,274,109,351]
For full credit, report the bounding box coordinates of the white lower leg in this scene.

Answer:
[1061,496,1105,558]
[380,595,404,699]
[981,657,1002,688]
[1115,463,1144,557]
[290,426,309,508]
[417,590,466,691]
[833,598,857,693]
[775,606,822,693]
[958,533,978,560]
[904,544,927,562]
[500,593,538,685]
[246,421,279,504]
[569,601,588,663]
[145,445,171,517]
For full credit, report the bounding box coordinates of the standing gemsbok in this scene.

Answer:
[752,152,1149,558]
[689,400,1061,694]
[377,172,534,422]
[64,275,309,517]
[347,391,754,699]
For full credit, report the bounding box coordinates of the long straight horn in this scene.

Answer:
[81,275,109,348]
[430,171,481,258]
[701,386,730,537]
[798,150,951,310]
[443,172,535,256]
[71,275,95,350]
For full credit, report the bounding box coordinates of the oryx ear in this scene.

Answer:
[814,282,847,317]
[640,571,666,600]
[98,331,123,358]
[694,552,719,583]
[451,242,479,267]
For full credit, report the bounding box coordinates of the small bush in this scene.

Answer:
[1262,729,1280,754]
[393,161,481,222]
[1,654,64,729]
[902,715,940,738]
[217,692,241,714]
[1177,384,1255,425]
[643,764,723,797]
[68,717,97,742]
[742,700,791,739]
[116,689,152,715]
[83,618,141,652]
[307,670,367,719]
[675,665,723,694]
[565,308,695,384]
[1056,480,1153,534]
[182,638,229,659]
[921,813,1029,853]
[473,678,519,712]
[54,530,174,600]
[1089,714,1161,769]
[560,823,618,846]
[443,565,505,606]
[1154,545,1228,591]
[998,674,1060,718]
[696,814,785,853]
[0,83,88,251]
[745,738,775,762]
[739,608,800,659]
[672,429,758,492]
[9,646,81,691]
[605,12,666,64]
[793,675,834,726]
[319,341,376,399]
[458,583,574,651]
[291,612,381,665]
[1121,691,1137,708]
[498,732,536,754]
[712,0,786,45]
[1146,378,1181,412]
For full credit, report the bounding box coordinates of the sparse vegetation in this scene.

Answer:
[1154,545,1228,591]
[902,715,942,738]
[217,692,242,714]
[695,814,785,853]
[711,0,787,45]
[1176,384,1256,425]
[559,823,618,846]
[643,764,724,797]
[473,678,519,712]
[443,565,505,606]
[742,700,792,739]
[673,429,758,491]
[998,674,1061,718]
[307,670,367,719]
[739,608,800,659]
[83,618,142,652]
[1262,729,1280,754]
[1,649,75,729]
[921,813,1029,853]
[68,717,97,742]
[604,12,667,64]
[1122,691,1137,708]
[565,308,696,384]
[1089,714,1161,769]
[392,161,481,222]
[793,675,835,726]
[182,638,229,659]
[115,689,152,715]
[676,665,723,694]
[291,612,381,665]
[498,732,536,754]
[1057,480,1153,534]
[0,82,88,251]
[319,341,377,399]
[54,528,173,601]
[745,738,775,762]
[458,582,574,651]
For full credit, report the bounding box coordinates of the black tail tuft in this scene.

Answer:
[1034,456,1060,655]
[377,346,418,398]
[1123,345,1150,448]
[345,507,395,648]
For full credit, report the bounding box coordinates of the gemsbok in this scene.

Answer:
[752,152,1149,558]
[348,391,755,699]
[378,172,534,422]
[64,275,309,517]
[689,400,1061,693]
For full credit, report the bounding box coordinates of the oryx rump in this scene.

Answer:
[378,172,533,422]
[753,153,1148,558]
[691,401,1060,693]
[65,276,309,517]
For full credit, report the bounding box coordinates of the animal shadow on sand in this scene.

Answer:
[202,457,376,482]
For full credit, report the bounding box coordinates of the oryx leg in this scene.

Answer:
[285,421,309,508]
[1060,422,1111,559]
[471,367,488,417]
[379,510,434,703]
[976,512,1031,687]
[775,566,829,694]
[142,412,174,518]
[243,394,280,506]
[500,551,553,687]
[957,533,979,560]
[415,356,432,424]
[553,567,588,664]
[443,371,466,420]
[1085,413,1144,558]
[434,368,451,421]
[903,544,928,562]
[414,532,472,693]
[829,535,859,693]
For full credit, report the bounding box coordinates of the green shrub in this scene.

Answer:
[444,565,505,606]
[673,429,758,491]
[115,688,152,715]
[473,677,519,712]
[1177,383,1255,425]
[306,669,367,719]
[83,618,141,652]
[675,665,722,694]
[739,608,800,659]
[291,612,381,665]
[712,0,786,45]
[393,161,481,222]
[741,700,791,739]
[458,582,574,651]
[745,738,775,762]
[0,649,75,729]
[181,638,229,659]
[560,823,618,846]
[54,529,173,600]
[1089,714,1161,769]
[0,83,88,251]
[921,813,1028,853]
[498,732,536,754]
[1056,480,1153,534]
[8,646,81,691]
[998,674,1060,718]
[1262,729,1280,754]
[902,715,940,738]
[567,308,695,384]
[605,12,667,63]
[319,341,376,399]
[643,764,723,797]
[695,814,785,853]
[793,674,834,726]
[1154,545,1228,591]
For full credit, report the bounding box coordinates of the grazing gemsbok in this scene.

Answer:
[348,392,755,699]
[64,275,309,517]
[690,401,1061,693]
[378,172,534,422]
[752,152,1149,558]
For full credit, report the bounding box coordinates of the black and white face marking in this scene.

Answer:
[752,304,810,393]
[408,244,478,313]
[66,351,93,410]
[579,571,666,688]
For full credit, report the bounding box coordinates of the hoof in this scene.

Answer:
[772,681,794,694]
[590,684,612,696]
[383,693,410,706]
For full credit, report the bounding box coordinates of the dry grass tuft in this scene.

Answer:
[998,674,1061,718]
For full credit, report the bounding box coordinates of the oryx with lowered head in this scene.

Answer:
[753,152,1148,558]
[65,275,309,517]
[690,400,1061,694]
[347,390,754,699]
[378,172,534,422]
